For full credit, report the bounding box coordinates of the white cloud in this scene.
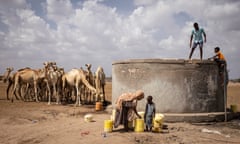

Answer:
[45,0,74,22]
[133,0,158,6]
[0,0,239,79]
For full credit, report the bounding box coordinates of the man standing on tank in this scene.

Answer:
[189,22,207,61]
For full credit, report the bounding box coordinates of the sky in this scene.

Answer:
[0,0,239,79]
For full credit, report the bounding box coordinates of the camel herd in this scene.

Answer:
[2,62,106,106]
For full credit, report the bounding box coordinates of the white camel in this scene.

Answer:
[62,68,96,106]
[43,62,63,105]
[95,66,106,102]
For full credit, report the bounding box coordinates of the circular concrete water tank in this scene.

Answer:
[112,59,224,114]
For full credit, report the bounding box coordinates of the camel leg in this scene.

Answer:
[17,84,24,101]
[101,84,105,102]
[75,85,81,106]
[11,78,19,102]
[75,87,79,106]
[57,83,62,104]
[74,85,78,106]
[82,87,87,104]
[53,85,56,104]
[88,90,91,104]
[62,78,68,103]
[14,90,20,100]
[62,81,65,102]
[11,88,15,103]
[53,85,59,104]
[82,87,85,104]
[15,83,24,101]
[46,82,51,105]
[33,81,39,102]
[22,84,29,101]
[6,81,13,100]
[13,82,20,100]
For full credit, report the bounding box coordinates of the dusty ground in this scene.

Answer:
[0,81,240,144]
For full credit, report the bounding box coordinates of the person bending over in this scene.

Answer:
[114,90,144,131]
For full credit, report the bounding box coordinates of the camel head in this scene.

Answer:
[43,61,57,71]
[52,64,58,71]
[43,62,48,66]
[58,68,65,75]
[51,62,56,65]
[3,67,14,83]
[43,62,49,68]
[94,93,104,102]
[7,67,14,72]
[43,61,55,67]
[36,68,46,79]
[85,64,92,71]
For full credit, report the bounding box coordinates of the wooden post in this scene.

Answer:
[223,64,227,122]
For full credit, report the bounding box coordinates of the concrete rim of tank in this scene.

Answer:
[112,58,215,65]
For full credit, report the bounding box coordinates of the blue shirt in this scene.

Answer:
[192,28,205,43]
[146,103,155,117]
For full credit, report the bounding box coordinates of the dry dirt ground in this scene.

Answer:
[0,81,240,144]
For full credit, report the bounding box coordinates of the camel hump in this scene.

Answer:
[18,67,31,71]
[6,67,14,71]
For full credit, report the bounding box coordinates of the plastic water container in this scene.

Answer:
[84,114,93,122]
[154,113,164,124]
[152,113,165,132]
[134,119,144,132]
[104,120,113,132]
[95,102,103,111]
[110,109,116,121]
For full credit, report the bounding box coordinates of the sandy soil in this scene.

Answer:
[0,81,240,144]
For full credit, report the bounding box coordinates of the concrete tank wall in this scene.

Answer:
[112,59,224,113]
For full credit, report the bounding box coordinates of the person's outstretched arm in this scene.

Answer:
[134,109,141,118]
[133,104,141,118]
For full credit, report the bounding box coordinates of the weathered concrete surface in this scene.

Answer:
[112,59,224,114]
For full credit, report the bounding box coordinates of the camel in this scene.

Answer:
[2,67,14,100]
[2,67,14,83]
[20,70,48,102]
[43,62,63,105]
[62,68,96,106]
[3,67,32,100]
[95,66,106,102]
[11,68,45,102]
[82,64,95,103]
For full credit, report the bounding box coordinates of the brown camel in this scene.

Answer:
[62,68,97,106]
[3,67,32,100]
[11,68,45,102]
[2,67,14,83]
[2,67,14,100]
[82,64,95,103]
